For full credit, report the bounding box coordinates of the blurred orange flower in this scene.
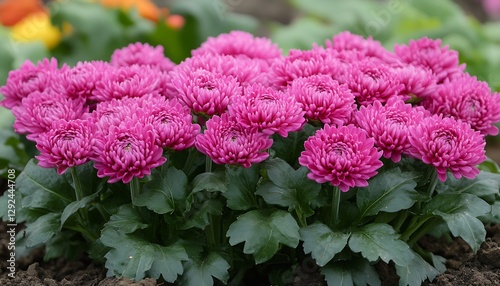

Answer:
[0,0,45,26]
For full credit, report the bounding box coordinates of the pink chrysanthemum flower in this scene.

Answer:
[326,31,398,64]
[52,61,110,103]
[288,75,356,126]
[299,124,383,192]
[345,59,405,105]
[408,116,486,182]
[268,47,343,90]
[0,58,66,109]
[228,84,306,137]
[171,69,242,116]
[191,30,282,71]
[394,37,465,83]
[146,98,200,150]
[110,42,175,72]
[422,74,500,136]
[93,65,162,102]
[12,91,88,141]
[395,65,437,100]
[92,121,166,183]
[35,119,96,174]
[195,114,273,168]
[91,97,140,132]
[354,98,429,162]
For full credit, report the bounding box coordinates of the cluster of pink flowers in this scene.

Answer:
[1,31,496,190]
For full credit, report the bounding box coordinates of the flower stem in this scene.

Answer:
[71,167,84,201]
[330,185,341,228]
[70,167,96,241]
[295,206,307,228]
[427,168,439,198]
[205,155,213,173]
[130,177,140,206]
[182,148,197,175]
[400,215,430,242]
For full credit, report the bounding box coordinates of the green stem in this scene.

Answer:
[182,148,197,175]
[70,167,97,241]
[400,215,431,242]
[330,186,341,228]
[71,167,84,200]
[393,210,409,232]
[130,177,140,206]
[295,207,307,228]
[407,218,439,246]
[427,168,439,198]
[205,155,213,173]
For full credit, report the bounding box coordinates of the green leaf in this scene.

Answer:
[423,193,490,251]
[135,167,188,214]
[44,231,87,261]
[23,213,61,248]
[348,224,413,266]
[479,157,500,173]
[181,252,230,286]
[227,209,300,264]
[357,168,419,218]
[102,227,188,282]
[321,257,381,286]
[192,172,227,193]
[270,125,316,165]
[17,159,73,212]
[256,158,320,216]
[395,250,441,286]
[182,199,223,230]
[60,192,100,228]
[63,161,102,196]
[300,223,350,267]
[103,205,148,234]
[223,165,259,211]
[437,171,500,197]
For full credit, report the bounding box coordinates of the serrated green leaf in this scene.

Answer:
[192,172,227,193]
[423,193,490,251]
[44,231,86,261]
[357,168,419,218]
[479,157,500,173]
[60,192,99,228]
[223,165,259,211]
[103,205,148,234]
[321,257,381,286]
[395,250,440,286]
[348,224,413,266]
[17,159,73,212]
[437,171,500,197]
[181,252,230,286]
[135,167,188,214]
[300,223,350,267]
[182,199,223,230]
[23,212,61,248]
[227,209,300,264]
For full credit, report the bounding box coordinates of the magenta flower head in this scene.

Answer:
[345,59,405,105]
[354,98,429,162]
[93,65,162,102]
[394,37,465,83]
[408,116,486,182]
[394,65,437,100]
[171,69,242,116]
[110,42,175,72]
[228,83,306,137]
[195,114,273,168]
[146,98,201,150]
[423,74,500,136]
[288,74,356,126]
[299,124,383,192]
[268,47,342,90]
[12,90,88,141]
[92,121,166,183]
[52,61,110,103]
[191,30,282,70]
[0,58,66,109]
[35,119,96,174]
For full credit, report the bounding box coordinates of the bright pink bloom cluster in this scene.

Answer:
[111,42,175,72]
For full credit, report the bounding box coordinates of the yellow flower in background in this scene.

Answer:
[10,11,62,49]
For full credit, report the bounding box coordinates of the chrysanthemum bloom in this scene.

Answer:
[408,116,486,182]
[268,47,342,90]
[12,91,88,141]
[288,75,356,126]
[170,69,242,116]
[91,97,139,132]
[394,64,437,100]
[110,42,175,72]
[93,65,162,102]
[299,124,383,192]
[326,31,399,64]
[394,37,465,83]
[195,114,273,168]
[146,98,200,150]
[92,121,166,183]
[52,61,110,104]
[35,119,96,174]
[354,98,429,162]
[191,30,282,71]
[345,59,405,105]
[422,74,500,136]
[228,83,306,137]
[0,58,66,109]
